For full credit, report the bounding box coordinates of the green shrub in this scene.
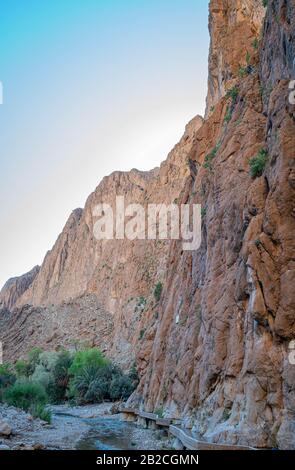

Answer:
[71,364,107,403]
[48,350,73,403]
[28,347,43,369]
[155,406,164,418]
[15,360,31,378]
[203,142,221,170]
[15,348,44,380]
[14,349,74,404]
[0,364,16,402]
[252,38,259,50]
[249,149,268,178]
[69,348,109,376]
[222,408,231,421]
[31,364,52,390]
[30,403,52,424]
[4,379,47,412]
[30,352,60,395]
[135,296,147,312]
[109,375,134,401]
[69,352,115,402]
[139,329,146,340]
[154,282,163,302]
[226,86,239,103]
[38,351,59,370]
[238,66,248,78]
[224,105,233,123]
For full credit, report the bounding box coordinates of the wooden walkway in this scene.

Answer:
[169,425,256,451]
[119,406,256,451]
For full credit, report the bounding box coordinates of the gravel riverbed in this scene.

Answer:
[0,403,171,450]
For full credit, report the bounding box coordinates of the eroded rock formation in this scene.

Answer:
[205,0,265,117]
[134,0,295,449]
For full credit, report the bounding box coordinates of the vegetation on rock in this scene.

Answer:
[154,282,163,302]
[249,149,268,178]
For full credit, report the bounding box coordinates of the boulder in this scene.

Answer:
[0,420,12,437]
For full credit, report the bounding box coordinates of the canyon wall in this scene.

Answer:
[133,0,295,450]
[205,0,265,116]
[0,0,294,449]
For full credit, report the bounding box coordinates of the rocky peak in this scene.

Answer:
[0,266,40,311]
[18,208,83,307]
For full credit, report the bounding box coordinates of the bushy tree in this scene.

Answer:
[28,347,43,369]
[69,354,137,404]
[69,348,109,376]
[15,359,31,378]
[5,379,47,411]
[71,364,107,403]
[48,349,73,403]
[5,379,51,423]
[0,364,16,401]
[30,351,60,396]
[31,364,52,390]
[110,375,135,401]
[38,351,60,370]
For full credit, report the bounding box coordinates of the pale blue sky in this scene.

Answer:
[0,0,210,288]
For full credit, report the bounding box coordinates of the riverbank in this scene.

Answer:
[0,403,171,450]
[0,403,89,450]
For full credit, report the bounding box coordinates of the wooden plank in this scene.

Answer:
[138,411,158,421]
[169,426,256,451]
[172,419,182,426]
[156,418,173,427]
[119,407,138,415]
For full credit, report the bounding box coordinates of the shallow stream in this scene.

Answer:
[54,411,156,450]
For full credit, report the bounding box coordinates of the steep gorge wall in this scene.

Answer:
[205,0,265,116]
[134,0,295,450]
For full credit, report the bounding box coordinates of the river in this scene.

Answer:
[52,405,170,450]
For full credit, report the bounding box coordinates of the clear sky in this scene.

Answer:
[0,0,210,288]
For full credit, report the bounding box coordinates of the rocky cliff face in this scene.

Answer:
[0,266,40,311]
[133,0,295,449]
[205,0,265,116]
[0,294,114,360]
[0,0,294,450]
